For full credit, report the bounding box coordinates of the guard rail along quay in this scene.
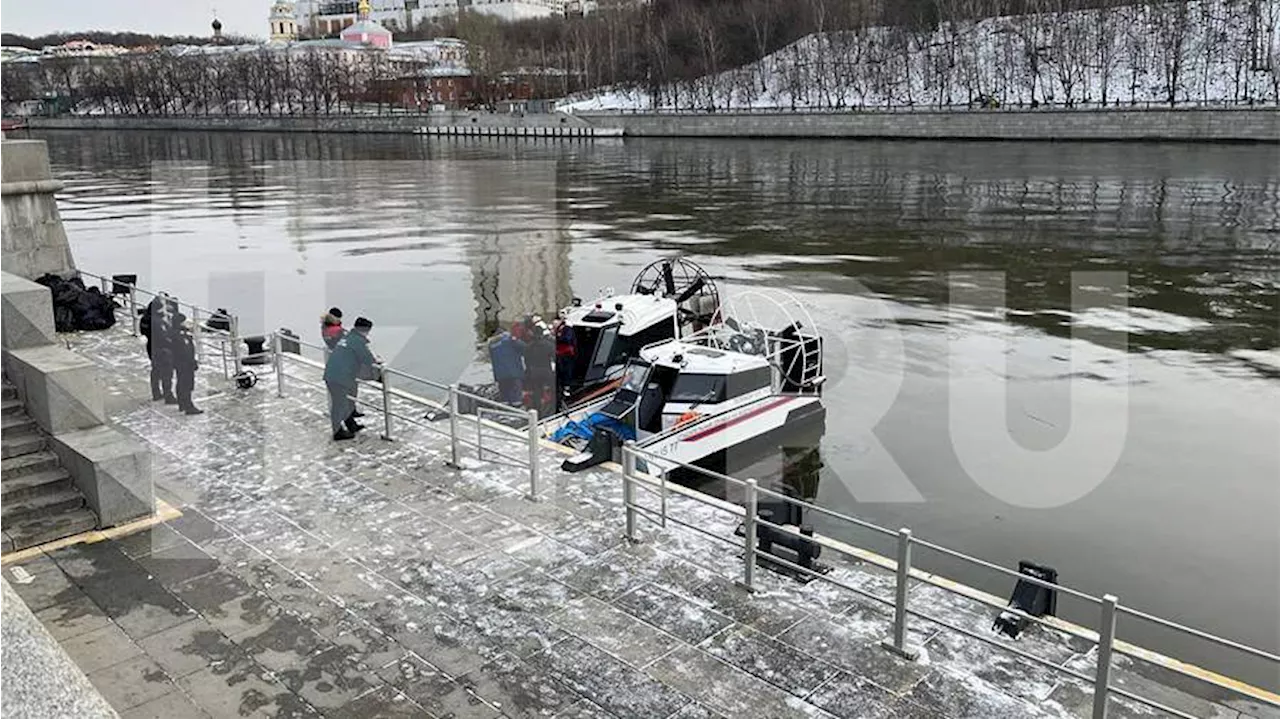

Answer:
[72,268,1280,719]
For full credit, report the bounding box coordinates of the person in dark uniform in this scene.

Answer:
[489,330,526,406]
[172,319,203,415]
[324,317,377,441]
[554,317,576,404]
[321,307,362,417]
[140,294,178,403]
[523,322,556,415]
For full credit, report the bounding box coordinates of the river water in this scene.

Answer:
[35,129,1279,690]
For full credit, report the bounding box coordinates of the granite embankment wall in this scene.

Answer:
[27,106,1280,141]
[28,112,593,134]
[578,107,1280,142]
[26,107,1280,142]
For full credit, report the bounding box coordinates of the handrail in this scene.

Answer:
[618,442,1279,717]
[270,330,542,500]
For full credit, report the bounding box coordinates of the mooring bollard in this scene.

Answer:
[1093,595,1118,719]
[380,368,392,441]
[526,408,539,501]
[447,384,460,468]
[881,528,920,660]
[622,442,637,542]
[271,332,284,398]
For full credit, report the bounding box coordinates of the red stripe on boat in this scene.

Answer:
[680,397,794,442]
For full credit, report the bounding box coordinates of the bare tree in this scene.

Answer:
[1152,0,1192,105]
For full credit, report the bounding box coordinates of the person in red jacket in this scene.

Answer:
[554,317,576,406]
[321,307,345,350]
[321,307,362,417]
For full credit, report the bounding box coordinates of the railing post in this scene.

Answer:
[229,315,241,368]
[192,307,204,365]
[738,478,758,592]
[622,441,638,542]
[219,331,229,380]
[446,384,460,468]
[1093,595,1118,719]
[881,528,920,660]
[380,368,393,441]
[272,332,284,398]
[526,409,539,501]
[128,285,139,337]
[475,409,485,461]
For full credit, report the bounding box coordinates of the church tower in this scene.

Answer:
[269,0,298,42]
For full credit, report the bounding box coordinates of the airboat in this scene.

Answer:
[455,257,722,410]
[545,288,827,478]
[554,257,721,405]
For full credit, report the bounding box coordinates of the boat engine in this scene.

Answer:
[993,561,1059,639]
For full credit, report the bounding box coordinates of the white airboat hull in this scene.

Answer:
[635,394,824,476]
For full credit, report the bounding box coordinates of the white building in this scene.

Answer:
[292,0,567,35]
[463,0,567,21]
[270,0,300,41]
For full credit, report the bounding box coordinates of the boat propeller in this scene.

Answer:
[631,257,721,326]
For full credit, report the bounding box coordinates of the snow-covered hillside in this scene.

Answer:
[559,0,1280,111]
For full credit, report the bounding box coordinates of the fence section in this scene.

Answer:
[618,442,1279,719]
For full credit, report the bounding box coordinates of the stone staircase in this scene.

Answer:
[1,379,97,553]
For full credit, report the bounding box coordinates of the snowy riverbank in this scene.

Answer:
[558,0,1280,113]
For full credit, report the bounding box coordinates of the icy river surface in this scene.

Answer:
[36,129,1280,690]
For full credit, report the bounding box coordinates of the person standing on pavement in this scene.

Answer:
[489,329,526,406]
[321,307,362,417]
[140,294,178,404]
[323,317,378,441]
[553,316,576,404]
[172,319,203,415]
[523,322,556,415]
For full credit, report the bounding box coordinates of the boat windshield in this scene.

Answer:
[668,373,726,404]
[619,362,649,394]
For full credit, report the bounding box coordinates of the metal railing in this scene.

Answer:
[269,331,543,501]
[73,270,541,497]
[582,99,1280,115]
[70,269,1277,715]
[75,269,242,379]
[618,442,1280,719]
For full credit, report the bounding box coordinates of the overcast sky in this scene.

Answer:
[2,0,267,39]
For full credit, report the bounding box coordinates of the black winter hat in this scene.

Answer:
[329,307,343,319]
[354,317,373,330]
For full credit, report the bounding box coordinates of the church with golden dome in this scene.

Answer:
[338,0,393,48]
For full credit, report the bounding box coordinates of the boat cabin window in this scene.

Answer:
[669,374,725,404]
[579,318,677,383]
[585,326,619,381]
[669,367,771,405]
[725,367,772,398]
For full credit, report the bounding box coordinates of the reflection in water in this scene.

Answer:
[38,130,1279,688]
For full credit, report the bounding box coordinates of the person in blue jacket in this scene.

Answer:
[489,329,526,406]
[324,316,378,441]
